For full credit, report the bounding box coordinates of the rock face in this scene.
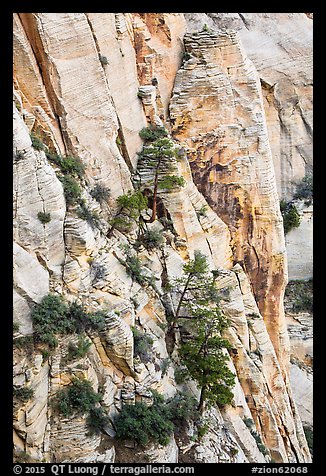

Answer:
[13,13,312,464]
[170,30,289,372]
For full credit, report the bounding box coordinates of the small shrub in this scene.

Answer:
[167,391,198,422]
[158,175,186,190]
[174,366,189,385]
[109,216,133,233]
[243,417,254,429]
[47,152,85,179]
[285,280,313,313]
[99,54,109,65]
[183,52,191,62]
[13,385,34,402]
[303,425,313,455]
[55,377,102,417]
[30,132,46,151]
[32,294,70,347]
[13,321,20,333]
[14,150,25,161]
[90,262,106,283]
[197,421,210,440]
[280,200,301,234]
[13,335,34,352]
[137,229,164,251]
[132,327,153,363]
[37,211,51,224]
[90,184,110,203]
[294,174,313,204]
[114,392,174,447]
[67,335,91,361]
[139,126,168,142]
[197,205,208,218]
[59,175,82,206]
[87,406,110,435]
[160,358,171,376]
[124,253,148,286]
[76,203,101,229]
[87,310,107,332]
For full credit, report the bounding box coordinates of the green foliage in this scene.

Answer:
[58,175,82,206]
[167,391,198,422]
[285,279,313,313]
[13,385,34,402]
[196,205,208,218]
[13,335,34,352]
[139,126,168,142]
[251,430,268,456]
[31,294,107,348]
[303,425,313,455]
[30,132,46,151]
[132,327,154,363]
[109,216,133,233]
[136,228,164,251]
[46,152,85,179]
[196,421,210,440]
[14,150,25,161]
[112,190,148,232]
[76,202,101,229]
[99,54,109,65]
[158,175,186,190]
[293,173,313,203]
[90,183,110,203]
[243,417,254,429]
[121,248,155,287]
[280,200,301,234]
[67,335,92,361]
[180,332,235,408]
[202,23,210,32]
[183,52,191,62]
[37,211,51,224]
[55,377,102,417]
[87,310,107,331]
[13,321,20,333]
[116,190,148,218]
[160,358,171,376]
[174,366,190,385]
[32,294,70,347]
[87,406,110,435]
[114,392,174,447]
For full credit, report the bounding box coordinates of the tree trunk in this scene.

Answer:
[197,385,207,414]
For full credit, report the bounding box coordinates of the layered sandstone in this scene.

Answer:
[13,12,312,464]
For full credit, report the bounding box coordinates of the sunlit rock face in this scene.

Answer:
[13,12,312,464]
[169,29,289,372]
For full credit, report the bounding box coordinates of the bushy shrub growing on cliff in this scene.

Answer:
[37,211,51,224]
[67,335,92,361]
[90,183,110,203]
[114,391,174,447]
[139,126,168,142]
[132,326,154,363]
[58,175,82,206]
[158,175,185,190]
[55,377,102,417]
[30,132,46,151]
[13,385,34,403]
[280,200,301,234]
[109,190,148,235]
[293,173,313,204]
[76,202,101,229]
[46,152,85,179]
[31,294,107,348]
[136,228,164,251]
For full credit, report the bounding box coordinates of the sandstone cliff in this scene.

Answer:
[13,13,312,463]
